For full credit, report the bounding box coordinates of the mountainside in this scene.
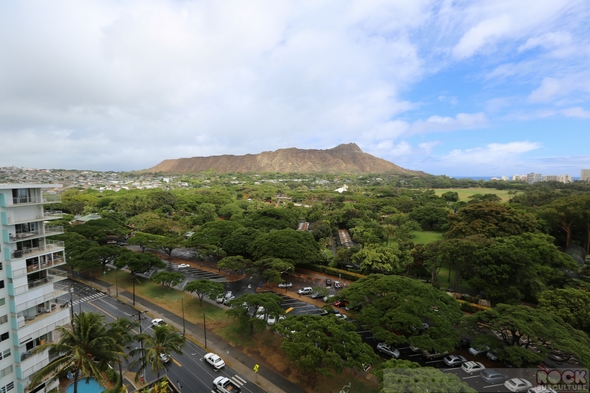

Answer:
[143,143,425,175]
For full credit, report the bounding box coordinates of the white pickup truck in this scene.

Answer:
[213,376,241,393]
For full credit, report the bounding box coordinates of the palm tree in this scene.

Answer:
[28,312,121,393]
[130,325,185,380]
[108,318,139,384]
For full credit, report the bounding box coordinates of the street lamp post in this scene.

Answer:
[203,313,207,348]
[69,286,75,328]
[115,268,119,297]
[181,297,185,336]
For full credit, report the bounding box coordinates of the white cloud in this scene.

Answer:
[518,31,572,52]
[442,141,540,165]
[560,107,590,119]
[450,0,579,59]
[409,112,488,135]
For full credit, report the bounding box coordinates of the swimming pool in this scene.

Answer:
[66,378,105,393]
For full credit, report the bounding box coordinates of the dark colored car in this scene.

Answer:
[455,338,471,349]
[326,279,332,286]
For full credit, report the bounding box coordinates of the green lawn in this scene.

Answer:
[433,187,516,202]
[411,231,444,244]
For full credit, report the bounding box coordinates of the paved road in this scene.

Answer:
[58,280,265,393]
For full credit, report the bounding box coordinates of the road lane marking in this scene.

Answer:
[88,302,118,321]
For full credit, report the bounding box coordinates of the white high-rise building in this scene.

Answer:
[0,184,68,393]
[582,169,590,182]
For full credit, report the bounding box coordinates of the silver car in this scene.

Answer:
[376,343,400,358]
[443,354,466,367]
[481,369,508,384]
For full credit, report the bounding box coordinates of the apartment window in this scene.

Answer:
[0,315,7,325]
[0,298,4,307]
[0,348,10,360]
[0,365,13,378]
[0,385,5,393]
[0,281,4,290]
[6,382,14,392]
[0,262,2,271]
[0,332,8,343]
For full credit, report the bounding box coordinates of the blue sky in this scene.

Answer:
[0,0,589,177]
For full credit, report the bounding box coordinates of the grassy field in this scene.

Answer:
[432,187,516,202]
[411,231,444,244]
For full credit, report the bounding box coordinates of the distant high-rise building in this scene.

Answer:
[0,184,68,393]
[560,174,572,183]
[582,169,590,182]
[527,173,542,184]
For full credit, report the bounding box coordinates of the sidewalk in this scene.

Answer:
[73,274,307,393]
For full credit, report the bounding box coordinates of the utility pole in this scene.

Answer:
[181,297,186,336]
[69,286,75,328]
[203,313,207,348]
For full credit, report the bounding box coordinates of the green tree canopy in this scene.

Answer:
[69,218,129,240]
[271,314,377,376]
[187,220,243,248]
[184,279,225,306]
[469,233,578,303]
[445,202,539,238]
[130,325,185,379]
[340,274,463,353]
[464,303,590,368]
[538,288,590,333]
[249,228,323,265]
[352,244,413,274]
[150,271,185,287]
[226,292,285,333]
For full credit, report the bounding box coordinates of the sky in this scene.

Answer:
[1,0,589,177]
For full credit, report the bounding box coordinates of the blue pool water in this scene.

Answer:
[66,378,105,393]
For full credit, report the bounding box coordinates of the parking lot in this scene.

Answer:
[176,264,225,281]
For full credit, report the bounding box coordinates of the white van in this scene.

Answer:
[297,287,313,295]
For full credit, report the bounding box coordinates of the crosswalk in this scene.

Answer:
[210,375,247,392]
[71,292,107,306]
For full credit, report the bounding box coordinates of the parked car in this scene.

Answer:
[267,315,277,325]
[333,281,342,289]
[409,345,421,353]
[159,353,171,363]
[204,352,225,370]
[325,279,332,286]
[310,292,323,299]
[469,345,490,356]
[422,349,447,360]
[151,318,165,327]
[443,355,466,367]
[177,263,190,269]
[377,343,400,358]
[224,291,233,299]
[333,300,348,307]
[455,338,471,349]
[278,282,292,288]
[223,295,235,305]
[486,350,499,361]
[461,361,485,374]
[481,369,509,384]
[298,287,313,295]
[335,313,348,320]
[505,378,533,392]
[216,294,225,303]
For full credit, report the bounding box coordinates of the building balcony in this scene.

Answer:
[9,255,66,279]
[43,210,63,220]
[11,194,61,205]
[11,269,68,295]
[12,240,65,260]
[15,307,70,342]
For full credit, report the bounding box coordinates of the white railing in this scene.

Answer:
[43,210,63,220]
[10,231,41,242]
[47,240,64,249]
[42,195,62,203]
[44,226,63,235]
[13,196,42,205]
